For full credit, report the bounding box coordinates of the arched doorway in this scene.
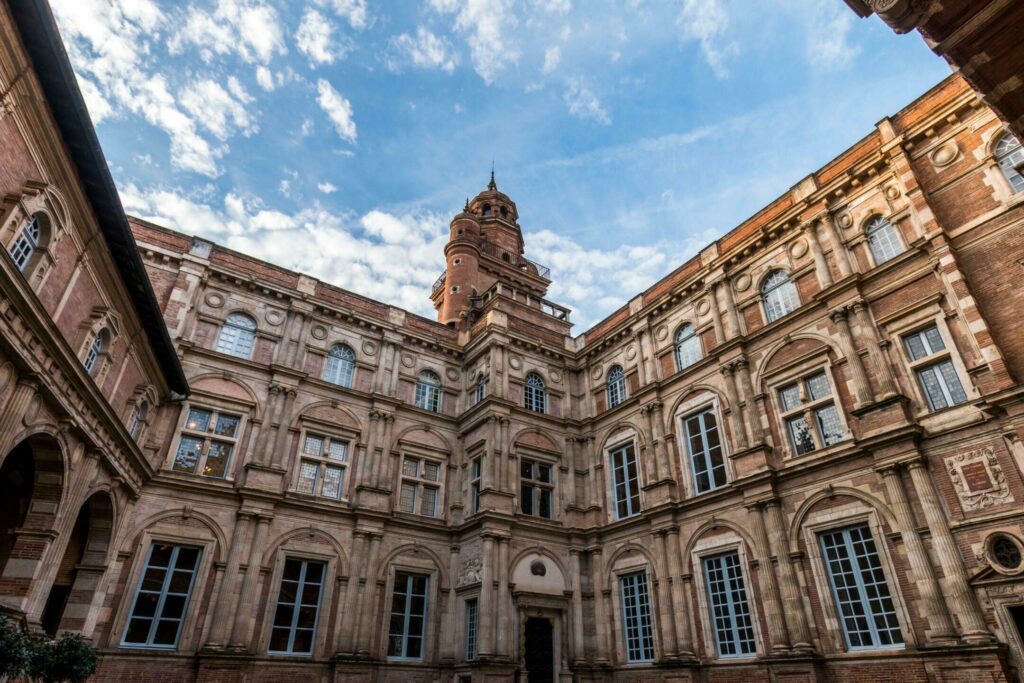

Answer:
[0,440,35,574]
[40,492,113,634]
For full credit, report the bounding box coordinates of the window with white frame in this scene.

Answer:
[520,458,553,518]
[865,216,904,266]
[682,406,727,494]
[674,323,702,370]
[268,558,325,655]
[215,312,258,359]
[777,371,844,456]
[995,133,1024,194]
[902,324,968,411]
[469,456,482,514]
[9,214,41,272]
[388,571,429,659]
[619,571,655,662]
[295,432,349,499]
[322,344,356,387]
[609,442,641,519]
[475,377,486,404]
[607,365,626,408]
[524,372,546,413]
[703,550,756,658]
[122,543,202,649]
[415,370,442,412]
[399,456,442,517]
[171,407,241,479]
[84,328,109,375]
[761,270,799,323]
[129,400,149,439]
[465,598,478,661]
[819,524,903,650]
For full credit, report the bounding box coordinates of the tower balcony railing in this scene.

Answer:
[479,242,550,280]
[431,273,446,294]
[472,282,570,323]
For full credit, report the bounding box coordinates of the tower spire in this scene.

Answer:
[488,162,497,190]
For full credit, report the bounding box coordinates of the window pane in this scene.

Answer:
[916,365,949,410]
[327,440,348,461]
[788,416,816,455]
[420,486,438,517]
[399,483,417,513]
[184,409,212,432]
[521,484,534,515]
[172,436,204,474]
[465,599,478,661]
[703,551,756,657]
[937,359,967,405]
[778,384,802,411]
[213,414,240,438]
[402,458,419,477]
[303,434,324,456]
[805,373,831,401]
[423,461,441,482]
[296,461,318,494]
[321,466,343,499]
[539,489,552,519]
[815,405,844,446]
[202,442,232,478]
[619,572,655,662]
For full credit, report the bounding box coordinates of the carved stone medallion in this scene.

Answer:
[732,274,751,292]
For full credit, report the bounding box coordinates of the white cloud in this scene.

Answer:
[564,77,610,124]
[297,8,351,66]
[179,77,257,140]
[803,2,858,68]
[428,0,519,84]
[387,27,458,73]
[317,0,368,30]
[542,46,560,75]
[318,181,338,193]
[170,0,287,65]
[255,66,275,91]
[316,79,357,142]
[677,0,737,78]
[300,119,315,136]
[534,0,571,14]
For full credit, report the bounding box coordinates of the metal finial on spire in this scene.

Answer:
[464,197,470,211]
[488,162,496,190]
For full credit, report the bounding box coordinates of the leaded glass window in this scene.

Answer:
[295,432,348,499]
[776,370,845,456]
[902,324,968,411]
[761,270,799,323]
[399,456,442,517]
[674,323,702,370]
[171,407,241,478]
[520,458,553,519]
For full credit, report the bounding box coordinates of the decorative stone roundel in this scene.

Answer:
[929,140,959,168]
[361,340,377,356]
[445,367,460,382]
[839,213,854,229]
[205,291,225,308]
[695,299,711,316]
[625,345,638,361]
[987,533,1024,575]
[509,355,522,370]
[591,365,604,381]
[885,185,901,200]
[310,325,328,340]
[654,324,669,341]
[550,369,561,383]
[401,353,416,368]
[265,309,284,326]
[530,560,547,577]
[732,273,751,293]
[789,238,808,259]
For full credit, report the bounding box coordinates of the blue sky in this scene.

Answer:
[52,0,949,330]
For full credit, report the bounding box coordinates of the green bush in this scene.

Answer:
[0,616,31,679]
[27,631,98,683]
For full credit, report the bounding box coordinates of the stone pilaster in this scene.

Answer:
[228,514,271,650]
[204,511,253,649]
[805,221,833,288]
[830,307,873,408]
[747,503,790,652]
[764,501,813,650]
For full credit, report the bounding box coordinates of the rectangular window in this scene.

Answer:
[388,572,429,659]
[122,543,202,649]
[171,407,241,478]
[399,456,442,517]
[470,456,482,514]
[619,571,655,662]
[465,598,478,661]
[903,325,968,411]
[610,442,641,519]
[703,551,756,658]
[295,432,348,500]
[776,371,844,456]
[820,524,903,650]
[520,458,554,519]
[268,559,325,655]
[683,407,727,494]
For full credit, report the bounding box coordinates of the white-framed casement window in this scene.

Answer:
[295,432,349,500]
[475,377,486,404]
[520,458,554,519]
[902,324,968,411]
[674,323,702,370]
[83,328,110,376]
[215,312,258,359]
[761,270,800,323]
[399,456,442,517]
[524,372,547,413]
[129,400,149,439]
[776,371,845,456]
[415,370,442,412]
[387,571,430,660]
[819,524,904,651]
[465,597,478,661]
[702,550,756,658]
[469,456,482,513]
[171,406,242,479]
[995,132,1024,194]
[268,558,325,656]
[323,343,356,387]
[682,406,727,494]
[607,365,626,408]
[9,214,46,273]
[121,543,202,649]
[865,216,904,266]
[619,571,655,663]
[609,441,641,520]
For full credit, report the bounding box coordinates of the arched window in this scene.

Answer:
[216,312,257,359]
[865,216,903,266]
[129,400,149,438]
[761,270,799,323]
[607,365,626,409]
[323,343,356,387]
[995,133,1024,194]
[415,370,442,412]
[524,372,546,414]
[674,323,702,371]
[475,377,486,404]
[84,328,109,375]
[9,215,42,272]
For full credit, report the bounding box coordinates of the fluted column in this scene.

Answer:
[720,364,749,451]
[336,530,366,653]
[747,503,789,651]
[907,460,992,643]
[708,282,726,345]
[356,532,382,654]
[735,359,764,445]
[479,534,496,658]
[830,308,873,408]
[0,376,39,456]
[654,531,678,658]
[851,300,899,399]
[591,548,611,662]
[877,464,956,643]
[678,574,696,656]
[764,501,812,650]
[570,549,585,663]
[228,515,271,650]
[204,512,253,648]
[820,211,853,277]
[805,221,833,288]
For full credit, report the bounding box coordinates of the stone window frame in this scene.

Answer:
[689,533,763,661]
[518,453,556,520]
[395,443,447,520]
[382,558,440,662]
[759,269,801,325]
[467,452,483,515]
[862,214,906,268]
[414,369,443,413]
[608,555,658,665]
[290,420,358,502]
[523,371,547,414]
[166,398,249,482]
[673,322,703,371]
[258,546,339,659]
[764,351,851,460]
[322,342,357,388]
[992,130,1024,195]
[983,531,1024,577]
[1,202,56,288]
[112,530,217,653]
[673,391,734,499]
[604,431,645,522]
[800,504,913,654]
[215,311,259,359]
[464,596,479,662]
[606,364,627,408]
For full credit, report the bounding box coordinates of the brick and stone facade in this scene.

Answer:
[3,1,1024,682]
